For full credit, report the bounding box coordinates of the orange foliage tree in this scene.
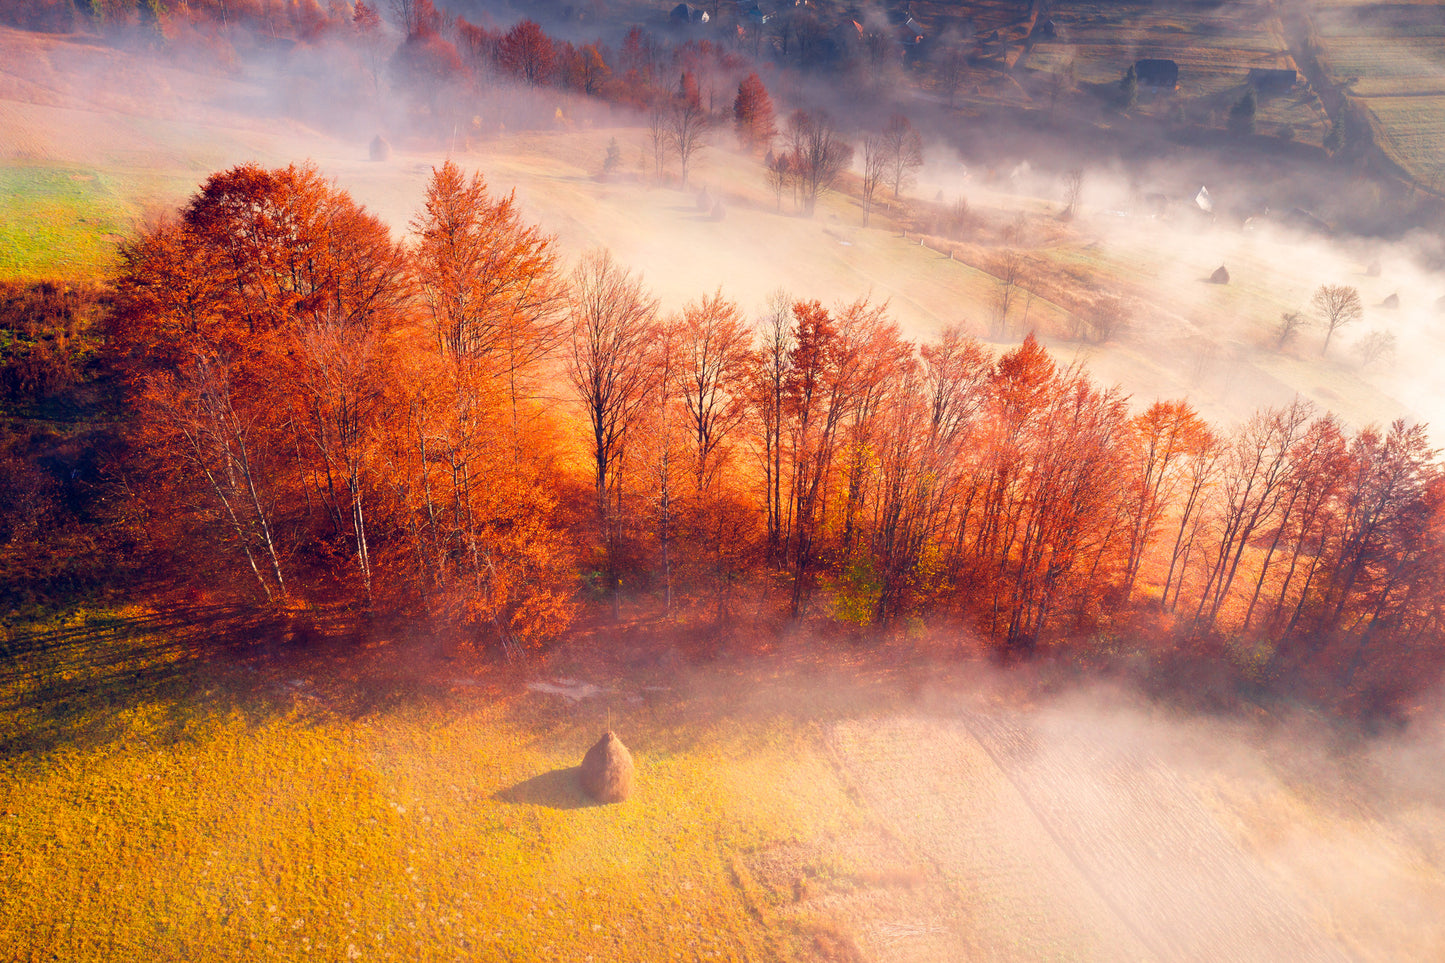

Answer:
[111,162,574,652]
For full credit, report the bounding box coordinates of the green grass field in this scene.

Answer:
[0,165,195,280]
[0,608,888,961]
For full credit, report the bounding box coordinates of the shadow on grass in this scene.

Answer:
[493,767,603,810]
[0,601,464,761]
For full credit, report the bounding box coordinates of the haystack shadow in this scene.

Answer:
[494,766,602,810]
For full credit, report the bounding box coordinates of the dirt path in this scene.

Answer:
[828,710,1357,962]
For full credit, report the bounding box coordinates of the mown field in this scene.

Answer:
[1310,0,1445,189]
[1023,0,1329,142]
[5,607,1443,962]
[0,608,883,961]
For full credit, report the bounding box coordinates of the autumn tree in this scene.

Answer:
[112,163,408,603]
[497,18,555,88]
[871,325,989,620]
[1119,400,1211,602]
[113,162,576,652]
[410,160,565,420]
[566,250,659,618]
[1312,284,1363,356]
[558,41,610,96]
[732,72,776,153]
[785,110,853,216]
[753,290,794,560]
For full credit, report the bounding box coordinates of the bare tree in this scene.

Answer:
[1356,330,1396,367]
[647,99,669,180]
[1086,295,1129,343]
[765,151,792,212]
[566,249,659,618]
[752,290,794,560]
[1062,168,1085,218]
[677,290,753,493]
[1047,59,1076,113]
[785,110,853,216]
[879,114,924,199]
[668,76,715,189]
[1311,284,1363,356]
[860,134,888,226]
[1275,310,1310,349]
[989,249,1024,339]
[389,0,416,35]
[931,34,967,107]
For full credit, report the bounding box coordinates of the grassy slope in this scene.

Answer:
[2,24,1441,430]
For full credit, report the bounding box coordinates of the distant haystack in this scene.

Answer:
[1366,259,1382,277]
[710,200,725,221]
[1382,292,1399,309]
[696,187,712,212]
[579,731,634,803]
[1210,265,1230,284]
[369,135,391,162]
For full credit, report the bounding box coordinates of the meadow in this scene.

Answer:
[5,607,1443,961]
[0,608,882,961]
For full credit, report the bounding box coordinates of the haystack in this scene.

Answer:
[1210,265,1230,284]
[1382,292,1399,309]
[369,135,391,162]
[1366,259,1382,277]
[579,731,634,803]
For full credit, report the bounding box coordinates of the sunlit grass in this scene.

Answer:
[0,610,871,961]
[0,165,195,280]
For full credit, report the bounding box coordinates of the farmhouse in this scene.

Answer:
[1134,58,1179,91]
[1248,68,1298,94]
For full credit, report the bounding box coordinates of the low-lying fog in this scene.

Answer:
[6,16,1442,433]
[653,653,1445,959]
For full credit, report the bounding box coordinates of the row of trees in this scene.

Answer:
[112,163,1445,709]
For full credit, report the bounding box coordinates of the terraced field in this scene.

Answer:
[1024,0,1329,141]
[824,697,1445,961]
[1310,0,1445,187]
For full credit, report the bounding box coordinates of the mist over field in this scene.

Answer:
[3,0,1445,958]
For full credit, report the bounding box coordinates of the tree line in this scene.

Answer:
[104,161,1445,709]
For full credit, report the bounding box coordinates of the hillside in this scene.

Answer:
[3,25,1442,432]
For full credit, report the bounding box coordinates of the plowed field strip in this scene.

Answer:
[831,713,1359,962]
